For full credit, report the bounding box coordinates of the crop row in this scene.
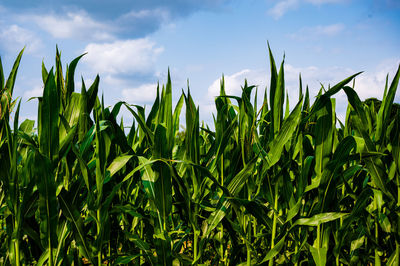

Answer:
[0,47,399,265]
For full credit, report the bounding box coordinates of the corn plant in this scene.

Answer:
[0,46,399,265]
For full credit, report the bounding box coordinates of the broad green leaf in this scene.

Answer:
[19,119,35,134]
[343,86,393,199]
[314,98,333,178]
[376,65,400,145]
[291,212,349,227]
[34,152,58,250]
[66,53,86,100]
[309,245,327,266]
[38,68,60,159]
[107,154,133,178]
[4,48,24,95]
[255,95,302,169]
[115,254,142,265]
[94,110,106,206]
[285,197,302,223]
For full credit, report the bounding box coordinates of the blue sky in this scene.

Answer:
[0,0,399,124]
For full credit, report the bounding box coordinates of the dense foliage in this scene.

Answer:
[0,47,399,265]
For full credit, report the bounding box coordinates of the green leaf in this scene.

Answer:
[94,110,106,206]
[291,212,349,228]
[285,197,302,223]
[34,152,58,250]
[203,159,256,238]
[4,48,24,95]
[314,98,334,178]
[38,68,60,159]
[107,154,133,178]
[255,95,302,169]
[115,254,142,264]
[66,53,86,100]
[124,103,154,144]
[18,119,35,134]
[309,245,327,266]
[376,64,400,145]
[259,234,287,263]
[87,74,99,113]
[58,190,94,264]
[343,86,393,199]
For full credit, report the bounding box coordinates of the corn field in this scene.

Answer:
[0,47,399,265]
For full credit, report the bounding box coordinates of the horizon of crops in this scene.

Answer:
[0,47,399,265]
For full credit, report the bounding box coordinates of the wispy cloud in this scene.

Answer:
[268,0,299,19]
[207,69,266,100]
[121,83,158,103]
[288,23,345,40]
[3,1,231,39]
[0,24,43,54]
[268,0,347,19]
[118,8,170,22]
[29,10,114,41]
[83,38,163,75]
[23,84,43,99]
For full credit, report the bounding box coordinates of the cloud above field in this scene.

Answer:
[352,58,400,100]
[268,0,299,19]
[207,61,399,104]
[0,24,43,54]
[30,11,114,41]
[207,69,267,100]
[206,59,399,121]
[288,23,345,40]
[23,84,43,99]
[83,38,164,75]
[0,0,398,127]
[1,1,230,39]
[268,0,347,19]
[121,83,158,103]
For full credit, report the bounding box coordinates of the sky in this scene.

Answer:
[0,0,399,125]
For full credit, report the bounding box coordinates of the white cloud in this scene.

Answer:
[23,85,43,99]
[268,0,299,19]
[352,58,400,100]
[119,8,170,21]
[31,10,114,41]
[205,59,399,122]
[289,23,345,40]
[121,83,158,103]
[268,0,347,19]
[83,38,163,75]
[0,24,42,54]
[207,69,267,100]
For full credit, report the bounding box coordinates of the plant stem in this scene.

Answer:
[140,219,144,265]
[247,186,251,266]
[269,184,279,266]
[49,230,54,266]
[193,229,199,263]
[219,154,224,262]
[397,177,400,266]
[247,219,251,266]
[14,238,20,266]
[97,209,102,266]
[374,197,381,266]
